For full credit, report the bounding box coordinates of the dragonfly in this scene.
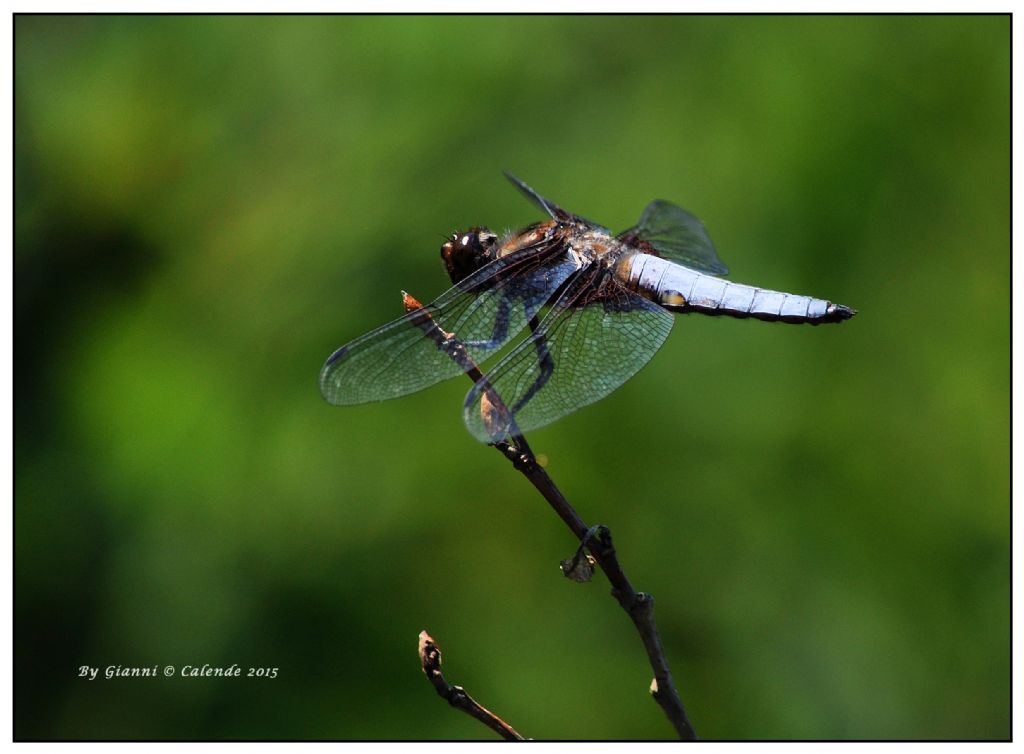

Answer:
[320,173,855,442]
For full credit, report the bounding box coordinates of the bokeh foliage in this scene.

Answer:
[15,15,1009,740]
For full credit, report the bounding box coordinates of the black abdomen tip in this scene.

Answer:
[825,303,857,322]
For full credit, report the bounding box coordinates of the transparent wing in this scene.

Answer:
[463,269,675,442]
[503,171,574,221]
[320,245,580,405]
[620,199,729,276]
[503,172,604,228]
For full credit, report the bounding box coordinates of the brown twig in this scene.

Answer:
[418,630,526,741]
[404,292,697,740]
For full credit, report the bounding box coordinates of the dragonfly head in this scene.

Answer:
[441,226,498,285]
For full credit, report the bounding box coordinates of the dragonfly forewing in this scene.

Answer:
[320,247,580,405]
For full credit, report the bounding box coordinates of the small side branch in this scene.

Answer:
[418,630,526,741]
[404,292,697,740]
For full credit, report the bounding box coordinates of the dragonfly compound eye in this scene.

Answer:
[441,226,498,285]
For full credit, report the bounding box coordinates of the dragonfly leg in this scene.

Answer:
[461,294,513,350]
[510,313,555,416]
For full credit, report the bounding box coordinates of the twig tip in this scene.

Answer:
[402,291,424,312]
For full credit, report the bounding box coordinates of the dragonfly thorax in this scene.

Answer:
[566,226,631,265]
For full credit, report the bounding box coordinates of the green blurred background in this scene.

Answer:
[15,15,1009,740]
